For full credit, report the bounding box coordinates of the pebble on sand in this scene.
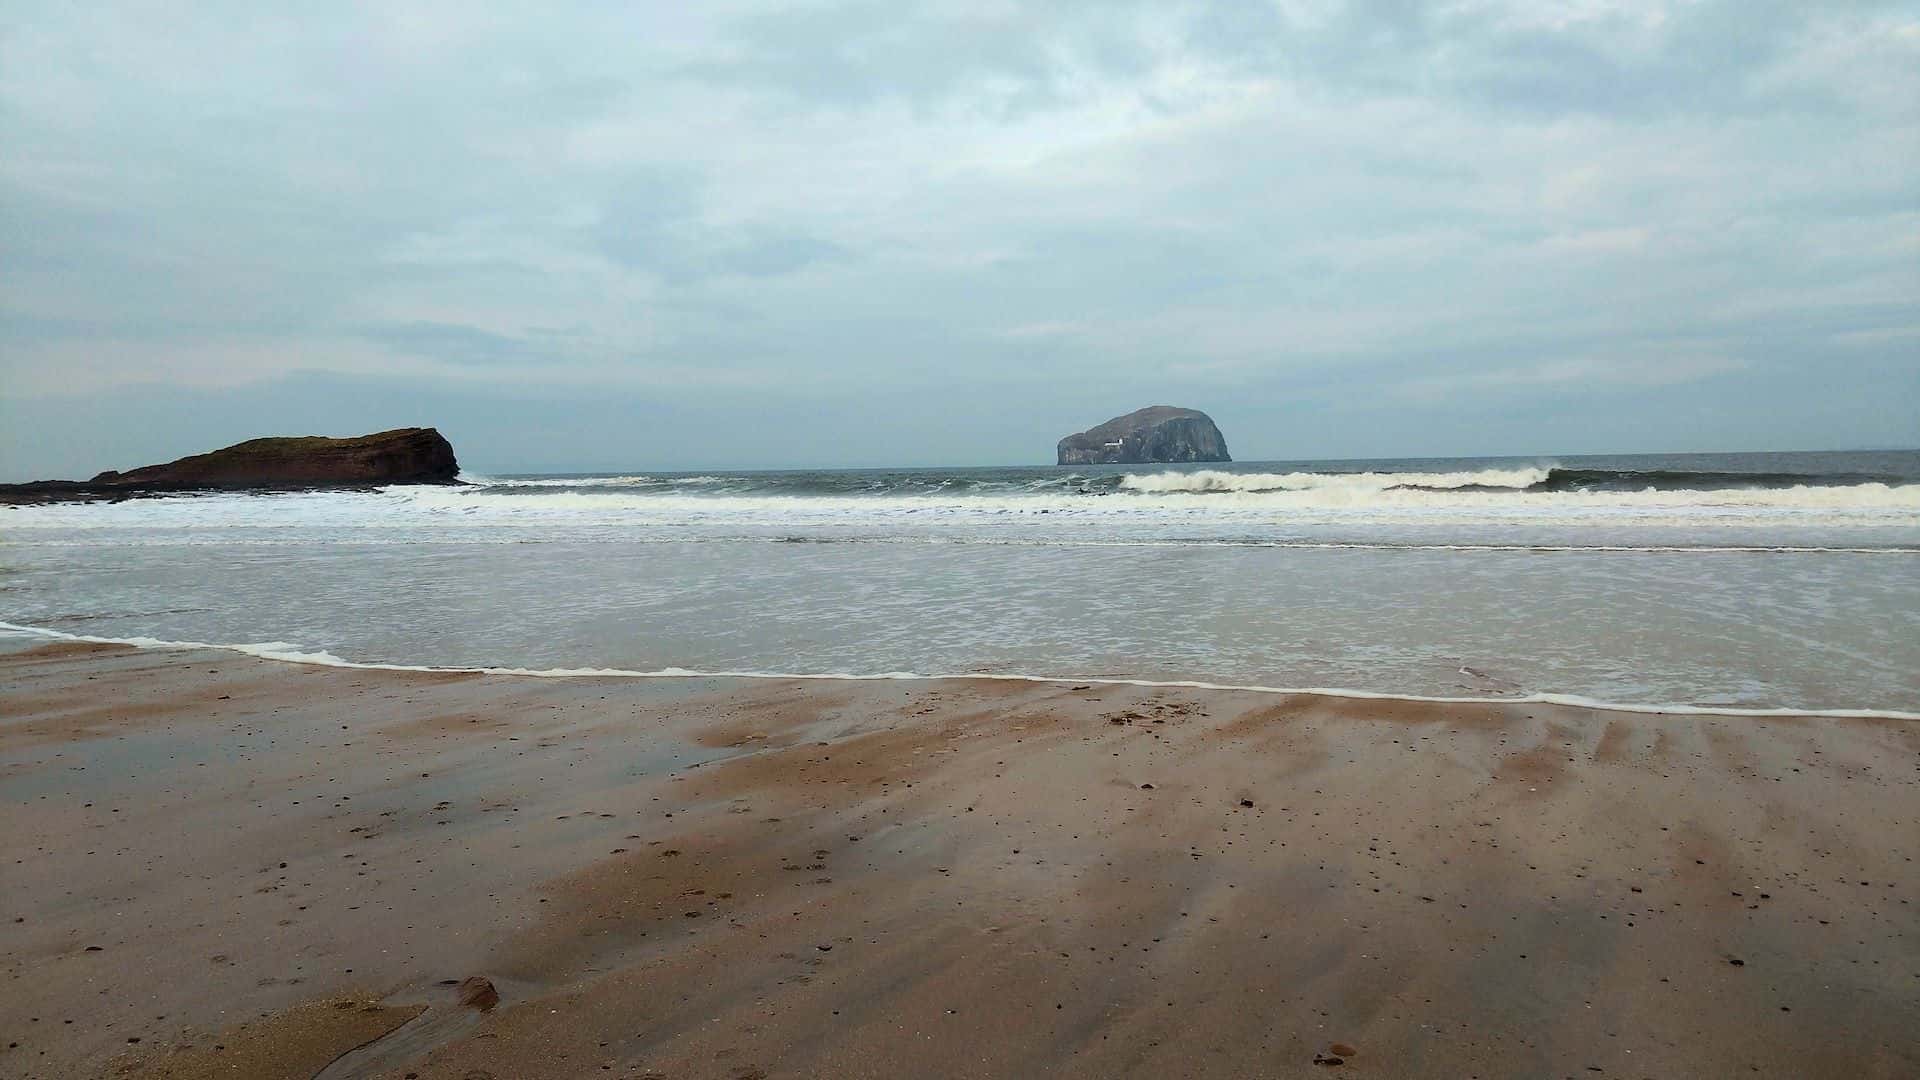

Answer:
[456,976,500,1011]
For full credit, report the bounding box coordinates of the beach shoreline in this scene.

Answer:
[2,641,1915,1078]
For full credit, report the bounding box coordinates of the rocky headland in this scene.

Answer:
[0,427,460,504]
[1057,406,1230,465]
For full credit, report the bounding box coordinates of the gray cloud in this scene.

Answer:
[2,1,1916,479]
[358,321,550,365]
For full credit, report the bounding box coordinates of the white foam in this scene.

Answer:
[9,535,1916,553]
[5,620,1914,721]
[464,475,736,488]
[6,480,1916,533]
[1121,466,1556,493]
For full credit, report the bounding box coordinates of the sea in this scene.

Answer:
[3,449,1918,715]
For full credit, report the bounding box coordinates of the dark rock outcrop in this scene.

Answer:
[0,428,460,504]
[90,428,459,487]
[1057,406,1230,465]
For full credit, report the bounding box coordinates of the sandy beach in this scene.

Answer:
[1,640,1914,1079]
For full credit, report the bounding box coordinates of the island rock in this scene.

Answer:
[1,427,461,503]
[1056,406,1230,466]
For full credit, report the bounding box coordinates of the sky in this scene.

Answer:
[2,1,1916,478]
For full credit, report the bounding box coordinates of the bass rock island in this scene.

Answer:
[1056,406,1231,465]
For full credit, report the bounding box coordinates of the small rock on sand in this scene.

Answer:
[456,976,499,1011]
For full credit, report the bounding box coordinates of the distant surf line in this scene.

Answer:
[4,535,1917,555]
[5,620,1916,723]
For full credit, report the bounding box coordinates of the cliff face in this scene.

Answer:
[1057,406,1230,466]
[1,428,461,503]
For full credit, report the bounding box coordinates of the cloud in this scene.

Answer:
[1395,353,1749,402]
[1,1,1916,476]
[1538,227,1651,255]
[357,321,550,365]
[0,337,432,396]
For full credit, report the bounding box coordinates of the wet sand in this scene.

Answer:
[1,641,1915,1079]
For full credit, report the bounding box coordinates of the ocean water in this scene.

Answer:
[3,450,1917,713]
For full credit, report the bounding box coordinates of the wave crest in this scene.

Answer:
[1121,466,1556,494]
[465,474,737,489]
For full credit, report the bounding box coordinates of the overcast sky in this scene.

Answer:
[2,1,1916,478]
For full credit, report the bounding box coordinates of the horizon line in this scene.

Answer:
[463,445,1920,477]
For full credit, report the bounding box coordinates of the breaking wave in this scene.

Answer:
[1529,467,1912,492]
[1121,465,1919,497]
[1120,466,1555,494]
[461,474,734,488]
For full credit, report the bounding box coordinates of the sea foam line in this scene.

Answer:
[5,536,1917,554]
[1121,466,1555,493]
[4,620,1915,722]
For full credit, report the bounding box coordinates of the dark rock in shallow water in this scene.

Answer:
[455,975,499,1011]
[1056,406,1230,466]
[0,427,460,504]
